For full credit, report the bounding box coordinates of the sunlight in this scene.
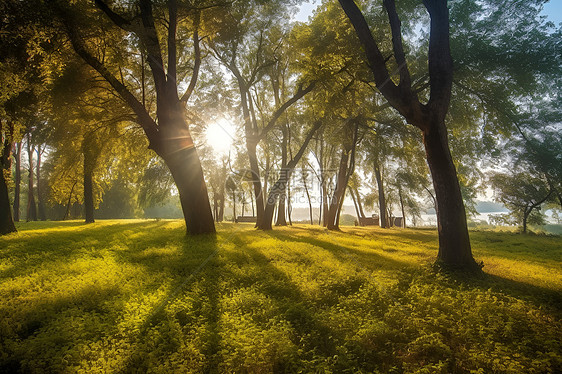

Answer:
[205,118,236,154]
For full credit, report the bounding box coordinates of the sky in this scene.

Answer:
[542,0,562,25]
[295,0,562,25]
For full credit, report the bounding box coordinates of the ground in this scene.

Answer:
[0,220,561,373]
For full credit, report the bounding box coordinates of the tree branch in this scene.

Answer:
[180,10,201,104]
[257,81,316,141]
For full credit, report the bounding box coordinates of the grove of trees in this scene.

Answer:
[1,0,560,271]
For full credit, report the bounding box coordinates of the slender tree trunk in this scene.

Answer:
[13,142,21,222]
[63,181,77,220]
[259,122,320,230]
[302,168,314,225]
[232,190,236,223]
[422,118,478,269]
[355,187,366,219]
[326,148,350,230]
[276,127,288,226]
[36,147,46,221]
[287,182,293,225]
[26,137,37,222]
[350,189,361,221]
[399,187,406,228]
[522,206,531,233]
[1,121,16,235]
[84,164,95,223]
[374,163,387,228]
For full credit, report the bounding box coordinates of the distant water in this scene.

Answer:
[419,212,556,227]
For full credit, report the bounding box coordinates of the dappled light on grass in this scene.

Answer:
[1,221,561,372]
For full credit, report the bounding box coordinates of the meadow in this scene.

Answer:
[0,220,560,373]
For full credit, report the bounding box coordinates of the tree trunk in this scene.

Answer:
[399,186,406,228]
[13,142,21,222]
[36,147,46,221]
[374,163,387,228]
[26,138,37,222]
[355,187,366,219]
[84,163,95,224]
[161,145,215,234]
[350,188,361,221]
[275,126,289,226]
[276,195,287,226]
[423,118,478,269]
[247,142,265,224]
[326,148,350,230]
[1,122,16,235]
[302,168,314,225]
[63,181,77,220]
[522,207,530,234]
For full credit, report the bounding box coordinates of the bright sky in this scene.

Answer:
[542,0,562,25]
[295,0,562,25]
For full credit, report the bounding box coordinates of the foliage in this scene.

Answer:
[0,222,560,373]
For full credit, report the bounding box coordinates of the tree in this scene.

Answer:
[338,0,479,270]
[489,172,553,233]
[209,4,315,228]
[49,0,215,234]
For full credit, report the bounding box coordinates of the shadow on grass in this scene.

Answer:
[266,229,418,271]
[0,220,175,280]
[116,234,223,373]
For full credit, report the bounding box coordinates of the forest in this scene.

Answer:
[1,0,561,372]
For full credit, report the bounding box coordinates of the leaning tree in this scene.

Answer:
[338,0,480,270]
[49,0,216,234]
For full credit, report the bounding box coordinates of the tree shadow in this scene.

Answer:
[0,220,173,280]
[116,234,222,373]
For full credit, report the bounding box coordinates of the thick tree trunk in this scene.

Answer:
[0,169,16,234]
[1,125,16,235]
[162,145,215,235]
[26,139,37,222]
[36,148,46,221]
[374,163,387,228]
[13,142,21,222]
[423,118,478,270]
[276,195,287,226]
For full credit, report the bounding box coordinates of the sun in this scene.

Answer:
[205,118,237,154]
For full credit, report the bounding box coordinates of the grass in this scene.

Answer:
[0,220,561,373]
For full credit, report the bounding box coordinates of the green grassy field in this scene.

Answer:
[1,220,561,373]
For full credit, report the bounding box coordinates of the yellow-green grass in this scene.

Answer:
[1,220,560,373]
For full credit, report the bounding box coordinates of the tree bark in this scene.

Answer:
[399,186,406,228]
[374,163,388,228]
[161,144,215,234]
[1,121,16,235]
[36,147,46,221]
[13,142,21,222]
[26,137,37,222]
[84,162,95,224]
[326,148,350,230]
[422,117,477,269]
